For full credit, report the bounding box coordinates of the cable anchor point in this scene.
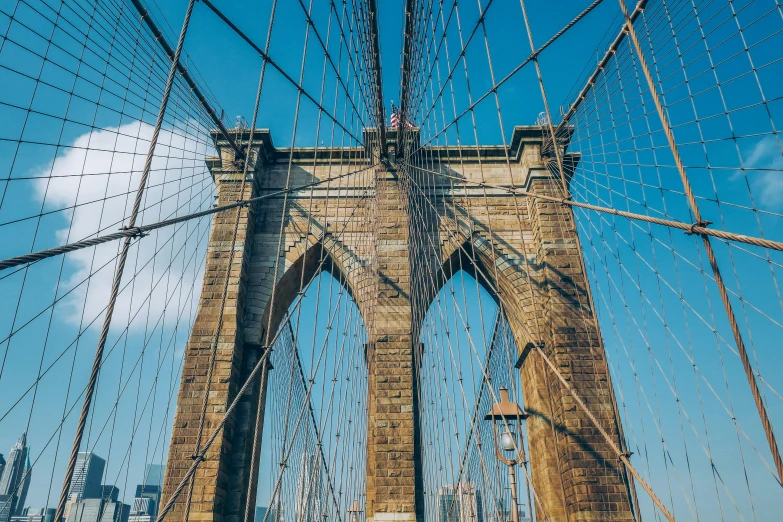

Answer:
[685,220,712,235]
[121,226,148,238]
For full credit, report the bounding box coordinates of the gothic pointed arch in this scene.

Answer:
[249,235,372,346]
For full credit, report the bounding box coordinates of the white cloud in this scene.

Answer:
[31,121,213,332]
[747,135,783,208]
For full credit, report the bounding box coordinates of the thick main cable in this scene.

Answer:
[0,164,377,272]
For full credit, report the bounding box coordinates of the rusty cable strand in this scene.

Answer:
[615,0,783,485]
[53,1,199,520]
[533,344,676,522]
[0,164,377,273]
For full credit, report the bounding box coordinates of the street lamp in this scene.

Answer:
[484,387,529,522]
[348,499,362,522]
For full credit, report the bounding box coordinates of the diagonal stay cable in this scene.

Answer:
[614,0,783,485]
[52,1,199,519]
[404,164,783,252]
[155,174,375,522]
[0,163,378,272]
[401,0,612,157]
[198,0,365,145]
[555,0,649,132]
[129,0,243,159]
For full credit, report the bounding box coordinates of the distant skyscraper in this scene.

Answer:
[437,483,483,522]
[0,498,12,522]
[484,499,530,522]
[142,465,164,488]
[68,499,128,522]
[267,495,285,522]
[69,453,106,501]
[295,454,324,522]
[98,486,119,503]
[128,497,154,522]
[10,507,55,522]
[0,433,31,520]
[255,507,267,522]
[130,483,160,522]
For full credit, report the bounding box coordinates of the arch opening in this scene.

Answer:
[252,264,369,522]
[256,240,368,346]
[416,266,537,522]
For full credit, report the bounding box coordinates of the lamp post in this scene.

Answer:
[484,387,529,522]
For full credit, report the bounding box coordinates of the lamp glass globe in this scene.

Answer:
[500,429,517,451]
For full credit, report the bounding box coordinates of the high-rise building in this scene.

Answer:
[10,507,55,522]
[295,454,324,522]
[128,483,160,522]
[484,499,530,522]
[68,453,106,501]
[266,495,285,522]
[133,484,160,517]
[98,486,119,503]
[0,498,12,522]
[142,465,164,488]
[127,497,153,522]
[254,506,267,522]
[68,499,129,522]
[0,433,31,521]
[437,483,484,522]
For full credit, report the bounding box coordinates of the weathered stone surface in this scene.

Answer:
[162,128,634,522]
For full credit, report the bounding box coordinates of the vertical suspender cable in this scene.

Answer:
[53,1,199,520]
[615,0,783,486]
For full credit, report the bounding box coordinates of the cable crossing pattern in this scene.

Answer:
[0,1,781,522]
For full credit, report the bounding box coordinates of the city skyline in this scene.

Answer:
[294,454,324,522]
[0,433,32,522]
[0,445,165,522]
[437,483,483,522]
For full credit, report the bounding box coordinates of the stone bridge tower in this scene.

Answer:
[160,127,635,522]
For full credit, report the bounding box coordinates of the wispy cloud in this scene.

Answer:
[31,121,213,332]
[746,135,783,208]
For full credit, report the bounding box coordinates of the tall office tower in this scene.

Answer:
[132,484,160,522]
[128,497,154,522]
[0,433,31,519]
[267,494,285,522]
[0,454,6,482]
[141,465,164,488]
[10,507,56,522]
[437,483,484,522]
[0,499,12,522]
[295,454,324,522]
[254,506,267,522]
[68,499,129,522]
[98,487,119,503]
[68,453,106,500]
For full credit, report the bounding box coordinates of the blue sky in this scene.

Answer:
[1,0,782,519]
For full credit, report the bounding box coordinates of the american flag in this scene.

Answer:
[390,101,414,128]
